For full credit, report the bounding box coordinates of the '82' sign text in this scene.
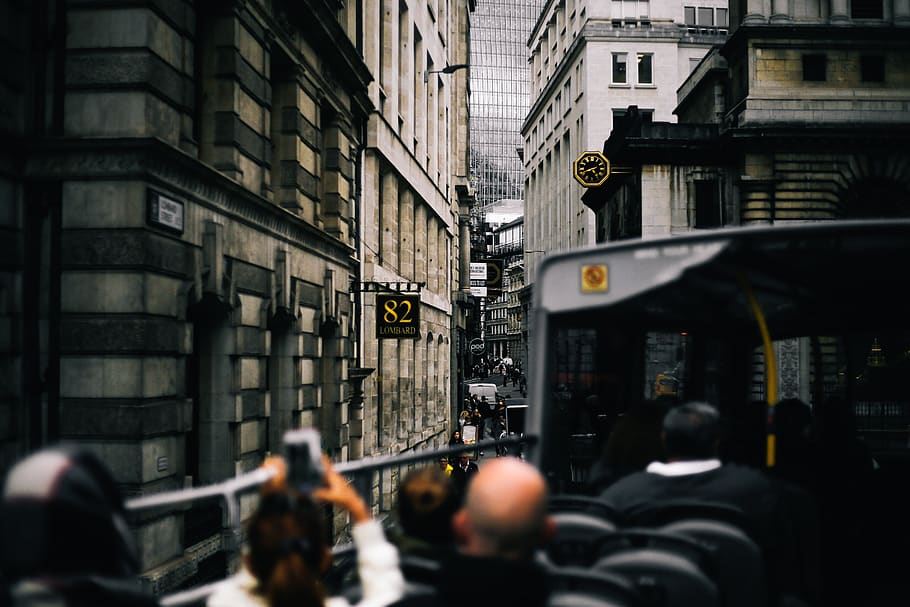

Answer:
[376,294,420,339]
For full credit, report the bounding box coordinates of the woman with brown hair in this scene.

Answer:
[207,456,405,607]
[448,430,464,447]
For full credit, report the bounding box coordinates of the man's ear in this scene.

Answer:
[319,546,333,574]
[452,508,470,546]
[542,514,557,544]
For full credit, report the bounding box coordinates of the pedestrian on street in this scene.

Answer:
[437,457,453,476]
[448,430,465,448]
[476,396,493,455]
[492,413,507,456]
[449,454,479,503]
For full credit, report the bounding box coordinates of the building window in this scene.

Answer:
[694,180,721,228]
[802,54,826,82]
[613,0,649,19]
[612,108,652,131]
[852,0,883,19]
[697,7,713,26]
[612,53,627,83]
[716,8,728,27]
[637,53,653,84]
[684,6,696,25]
[861,55,885,82]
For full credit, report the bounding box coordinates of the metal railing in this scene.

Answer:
[128,434,537,606]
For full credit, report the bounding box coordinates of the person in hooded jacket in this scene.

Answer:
[0,445,158,607]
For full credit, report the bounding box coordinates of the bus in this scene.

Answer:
[526,219,910,602]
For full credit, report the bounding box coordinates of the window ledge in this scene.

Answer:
[635,84,657,89]
[609,83,631,89]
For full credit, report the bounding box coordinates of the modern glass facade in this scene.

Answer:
[469,0,545,208]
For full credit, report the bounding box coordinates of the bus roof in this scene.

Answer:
[534,220,910,341]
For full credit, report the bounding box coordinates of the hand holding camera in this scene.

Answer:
[312,455,369,523]
[268,428,369,524]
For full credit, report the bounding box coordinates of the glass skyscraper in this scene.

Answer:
[470,0,545,208]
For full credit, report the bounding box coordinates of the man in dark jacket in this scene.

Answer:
[599,401,821,606]
[449,453,479,503]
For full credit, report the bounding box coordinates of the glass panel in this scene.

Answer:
[612,53,627,83]
[612,0,623,19]
[637,53,653,84]
[716,8,728,27]
[684,6,696,25]
[639,0,650,18]
[697,7,714,26]
[852,0,884,19]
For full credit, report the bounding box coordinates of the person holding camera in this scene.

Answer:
[207,455,405,607]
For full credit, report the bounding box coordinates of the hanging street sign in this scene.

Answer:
[376,293,420,339]
[470,262,487,296]
[485,259,504,299]
[469,338,485,355]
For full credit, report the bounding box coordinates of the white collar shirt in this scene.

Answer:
[645,459,722,476]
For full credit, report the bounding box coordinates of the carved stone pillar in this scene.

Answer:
[427,215,439,293]
[770,0,791,22]
[895,0,910,25]
[743,0,767,24]
[459,213,471,291]
[399,188,414,278]
[830,0,849,23]
[380,171,399,270]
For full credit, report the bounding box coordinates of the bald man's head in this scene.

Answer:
[453,457,554,560]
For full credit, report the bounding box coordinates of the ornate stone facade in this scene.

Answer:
[0,0,375,591]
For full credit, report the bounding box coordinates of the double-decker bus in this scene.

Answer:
[526,219,910,603]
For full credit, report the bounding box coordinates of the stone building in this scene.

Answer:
[580,0,910,404]
[357,0,475,508]
[582,0,910,242]
[1,0,472,592]
[523,0,728,284]
[485,216,524,363]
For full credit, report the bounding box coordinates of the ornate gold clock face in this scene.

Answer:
[573,151,611,188]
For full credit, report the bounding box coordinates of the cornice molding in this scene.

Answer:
[24,137,356,266]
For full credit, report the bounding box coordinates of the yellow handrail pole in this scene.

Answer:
[738,274,777,468]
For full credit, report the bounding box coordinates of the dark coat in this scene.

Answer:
[599,464,822,605]
[391,552,551,607]
[449,461,479,501]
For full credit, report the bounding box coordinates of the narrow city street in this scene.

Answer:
[465,368,527,463]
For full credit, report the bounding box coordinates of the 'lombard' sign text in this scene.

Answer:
[376,294,420,339]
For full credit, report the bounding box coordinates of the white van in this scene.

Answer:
[466,382,498,402]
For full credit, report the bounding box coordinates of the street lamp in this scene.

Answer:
[424,63,470,83]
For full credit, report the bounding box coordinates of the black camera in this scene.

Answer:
[283,428,325,493]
